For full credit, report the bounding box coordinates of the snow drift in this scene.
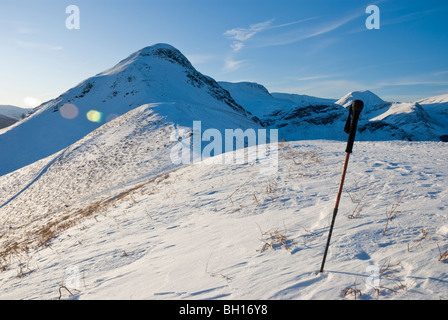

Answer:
[1,139,447,300]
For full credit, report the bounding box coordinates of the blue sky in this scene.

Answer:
[1,0,448,108]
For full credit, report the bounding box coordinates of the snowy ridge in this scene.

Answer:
[219,81,297,118]
[221,83,448,142]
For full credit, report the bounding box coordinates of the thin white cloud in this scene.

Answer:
[255,12,363,48]
[224,17,320,52]
[230,42,245,52]
[269,17,319,30]
[292,75,337,81]
[224,19,274,41]
[433,70,448,77]
[224,19,275,52]
[375,80,448,88]
[15,40,63,51]
[16,26,38,35]
[222,57,247,73]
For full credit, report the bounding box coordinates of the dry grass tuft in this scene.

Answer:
[0,171,172,273]
[383,189,407,235]
[343,284,362,300]
[346,191,369,219]
[407,229,428,252]
[437,244,448,262]
[58,285,80,300]
[257,224,295,253]
[374,258,407,296]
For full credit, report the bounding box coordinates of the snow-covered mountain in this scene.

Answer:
[417,94,448,140]
[0,105,30,129]
[218,82,292,118]
[2,44,446,177]
[335,90,386,109]
[0,44,261,176]
[221,83,447,142]
[0,105,30,120]
[1,44,448,301]
[219,81,337,120]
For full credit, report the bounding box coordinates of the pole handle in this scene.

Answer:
[344,100,364,154]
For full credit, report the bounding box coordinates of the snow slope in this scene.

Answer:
[0,94,266,259]
[0,138,447,300]
[0,44,259,176]
[417,94,448,131]
[369,102,441,141]
[0,114,17,130]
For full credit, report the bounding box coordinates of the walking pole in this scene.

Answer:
[319,100,364,273]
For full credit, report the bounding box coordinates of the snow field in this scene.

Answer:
[1,140,447,300]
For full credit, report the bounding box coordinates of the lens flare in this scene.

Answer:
[23,97,41,108]
[60,103,79,119]
[106,113,119,123]
[86,110,103,123]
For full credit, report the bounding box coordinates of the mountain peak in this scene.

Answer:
[336,90,385,108]
[219,81,272,98]
[135,43,192,67]
[99,43,193,76]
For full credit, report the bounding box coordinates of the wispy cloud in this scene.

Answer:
[374,79,448,88]
[16,26,38,35]
[222,56,247,73]
[381,7,442,27]
[290,74,337,81]
[15,40,63,51]
[433,70,448,77]
[254,12,363,48]
[224,17,318,52]
[224,19,275,52]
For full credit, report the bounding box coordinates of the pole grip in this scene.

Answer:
[345,100,364,153]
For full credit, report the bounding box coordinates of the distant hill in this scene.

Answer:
[0,105,30,129]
